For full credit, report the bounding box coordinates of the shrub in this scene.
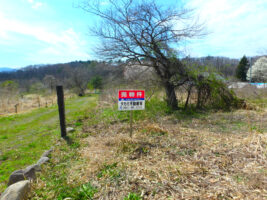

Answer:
[195,73,243,110]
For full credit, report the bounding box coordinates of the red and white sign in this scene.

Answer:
[118,90,145,111]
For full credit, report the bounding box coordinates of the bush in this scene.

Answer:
[195,73,242,110]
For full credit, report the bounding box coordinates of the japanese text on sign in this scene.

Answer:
[118,90,145,111]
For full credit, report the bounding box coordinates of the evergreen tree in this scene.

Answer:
[236,56,249,81]
[90,76,103,90]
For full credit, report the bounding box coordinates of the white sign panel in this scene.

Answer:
[118,90,145,111]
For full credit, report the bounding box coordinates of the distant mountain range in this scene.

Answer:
[0,68,17,72]
[0,60,122,82]
[0,56,264,82]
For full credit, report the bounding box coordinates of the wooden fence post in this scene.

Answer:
[56,86,67,138]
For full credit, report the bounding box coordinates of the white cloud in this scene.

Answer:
[184,0,267,57]
[0,13,91,64]
[26,0,44,9]
[30,28,90,63]
[32,2,43,9]
[0,13,11,41]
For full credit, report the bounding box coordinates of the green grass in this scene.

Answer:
[87,96,267,135]
[99,97,170,123]
[28,95,267,199]
[0,95,97,192]
[85,97,207,127]
[97,162,121,179]
[123,193,142,200]
[31,133,98,200]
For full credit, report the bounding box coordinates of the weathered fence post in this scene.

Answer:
[56,86,67,138]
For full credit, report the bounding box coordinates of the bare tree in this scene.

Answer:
[0,80,19,105]
[80,0,205,110]
[43,75,56,93]
[68,67,90,96]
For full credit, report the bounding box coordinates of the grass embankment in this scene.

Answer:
[29,96,267,199]
[0,95,97,193]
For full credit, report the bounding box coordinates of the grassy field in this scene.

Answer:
[26,95,267,200]
[0,95,97,193]
[1,93,266,199]
[0,94,58,115]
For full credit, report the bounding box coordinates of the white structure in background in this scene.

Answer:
[228,82,267,89]
[228,82,250,89]
[247,56,267,82]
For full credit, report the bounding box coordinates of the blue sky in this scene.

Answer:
[0,0,267,68]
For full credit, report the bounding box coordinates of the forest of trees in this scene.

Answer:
[0,56,263,83]
[0,56,253,94]
[0,55,265,102]
[183,56,240,77]
[0,60,123,95]
[0,56,240,90]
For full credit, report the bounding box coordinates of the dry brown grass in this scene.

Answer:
[68,110,267,199]
[0,92,75,115]
[28,87,267,199]
[233,85,267,100]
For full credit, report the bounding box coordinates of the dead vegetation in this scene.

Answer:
[29,88,267,199]
[70,110,267,199]
[0,93,75,115]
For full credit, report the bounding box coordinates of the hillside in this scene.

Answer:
[0,61,124,97]
[0,61,122,82]
[1,56,264,86]
[0,56,241,82]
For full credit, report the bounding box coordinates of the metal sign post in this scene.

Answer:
[130,110,133,137]
[118,90,145,137]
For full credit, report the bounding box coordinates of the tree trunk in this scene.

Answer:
[196,87,202,109]
[184,86,192,109]
[164,82,178,110]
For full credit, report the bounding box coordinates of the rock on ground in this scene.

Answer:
[7,170,25,186]
[37,156,49,166]
[66,127,75,133]
[8,163,42,186]
[41,148,53,157]
[23,165,37,180]
[25,164,41,172]
[0,180,30,200]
